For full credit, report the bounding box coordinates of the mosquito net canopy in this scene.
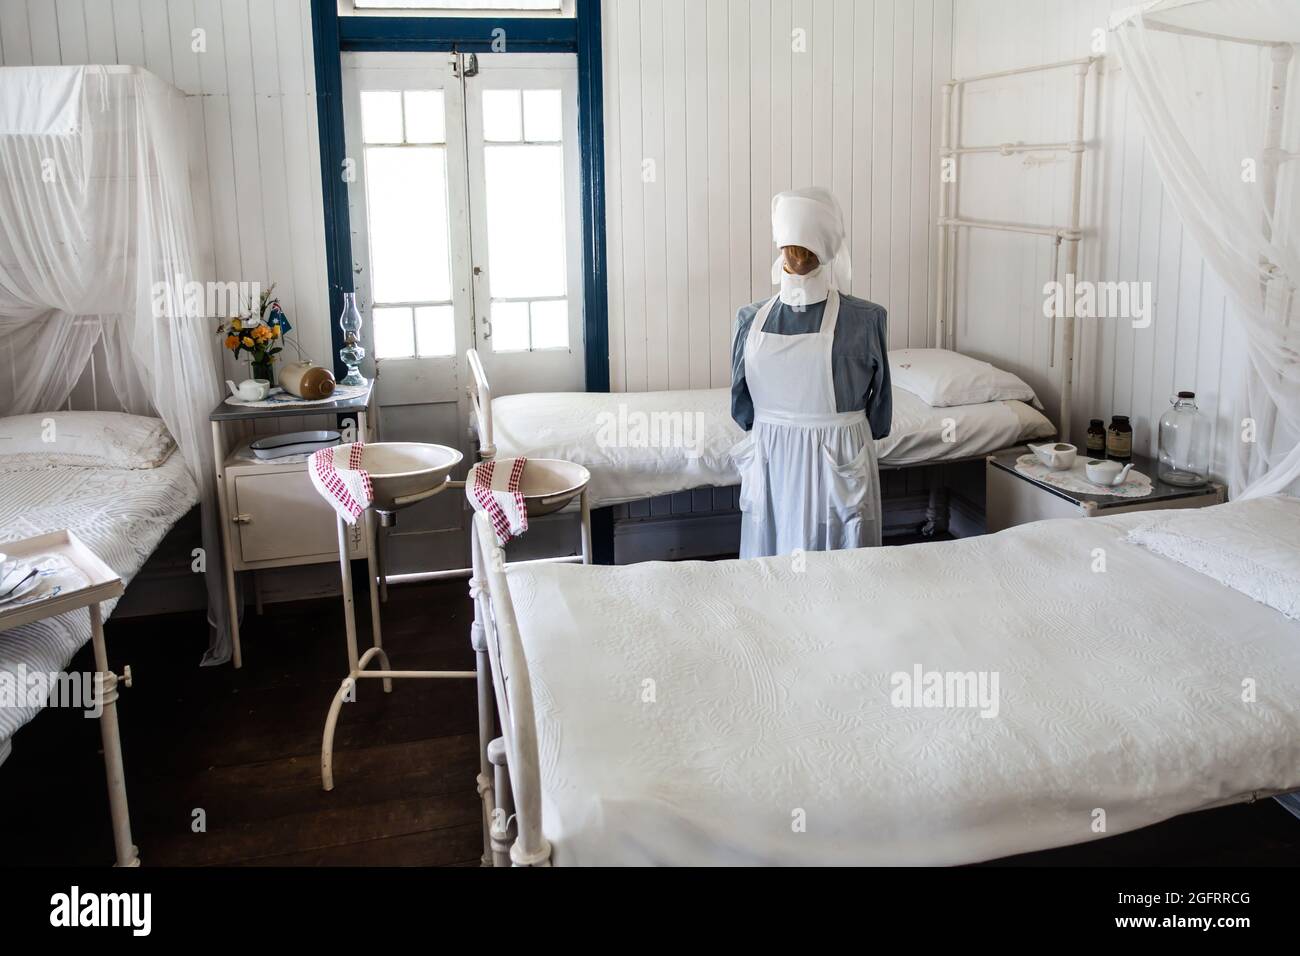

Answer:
[1111,0,1299,498]
[0,65,228,663]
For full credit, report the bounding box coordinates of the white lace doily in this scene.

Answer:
[223,384,368,409]
[1014,454,1153,498]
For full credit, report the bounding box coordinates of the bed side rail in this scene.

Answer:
[465,348,494,460]
[470,512,551,866]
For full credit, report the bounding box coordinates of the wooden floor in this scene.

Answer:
[2,568,1298,867]
[1,579,485,867]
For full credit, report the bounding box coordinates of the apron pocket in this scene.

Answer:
[729,433,765,516]
[823,442,872,518]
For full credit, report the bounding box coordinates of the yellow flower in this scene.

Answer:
[232,318,242,331]
[242,336,254,348]
[225,335,239,350]
[271,326,281,338]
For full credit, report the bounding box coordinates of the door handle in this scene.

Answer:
[481,318,492,339]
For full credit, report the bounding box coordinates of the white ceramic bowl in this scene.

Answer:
[357,442,464,511]
[468,458,591,518]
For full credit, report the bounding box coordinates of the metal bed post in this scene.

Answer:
[1058,59,1091,444]
[487,736,515,867]
[463,349,590,860]
[469,524,497,866]
[935,80,955,351]
[470,513,552,866]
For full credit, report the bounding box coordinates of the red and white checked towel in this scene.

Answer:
[467,456,528,545]
[309,443,374,525]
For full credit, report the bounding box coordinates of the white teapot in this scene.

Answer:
[1085,459,1135,487]
[227,378,270,401]
[1028,442,1077,471]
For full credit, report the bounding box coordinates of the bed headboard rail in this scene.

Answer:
[465,348,494,460]
[934,56,1099,442]
[470,512,551,866]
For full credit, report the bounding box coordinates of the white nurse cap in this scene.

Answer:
[770,187,852,290]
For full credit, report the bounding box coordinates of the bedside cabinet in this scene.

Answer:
[223,454,367,568]
[209,385,378,667]
[986,447,1226,533]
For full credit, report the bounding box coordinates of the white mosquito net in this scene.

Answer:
[1111,0,1300,498]
[0,66,228,664]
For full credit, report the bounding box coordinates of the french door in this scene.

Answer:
[343,51,585,571]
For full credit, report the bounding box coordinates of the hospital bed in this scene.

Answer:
[467,498,1300,866]
[465,349,1055,533]
[0,424,198,756]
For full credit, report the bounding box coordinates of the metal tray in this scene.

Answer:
[249,430,341,460]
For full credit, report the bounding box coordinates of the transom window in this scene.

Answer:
[353,1,562,10]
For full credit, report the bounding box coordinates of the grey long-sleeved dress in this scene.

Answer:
[731,293,893,439]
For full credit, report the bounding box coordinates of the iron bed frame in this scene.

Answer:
[465,347,1055,542]
[466,508,1300,866]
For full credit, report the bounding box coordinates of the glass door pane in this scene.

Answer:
[358,93,455,359]
[465,54,585,395]
[343,53,476,575]
[345,55,472,399]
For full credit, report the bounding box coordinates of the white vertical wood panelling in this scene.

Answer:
[705,0,730,386]
[661,0,688,390]
[683,0,709,390]
[639,0,667,391]
[602,0,953,391]
[950,0,1242,482]
[726,0,750,387]
[615,0,647,392]
[0,1,32,66]
[0,0,331,389]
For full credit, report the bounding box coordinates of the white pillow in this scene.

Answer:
[0,411,176,469]
[1126,495,1300,622]
[889,349,1042,408]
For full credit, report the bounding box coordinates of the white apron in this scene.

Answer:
[730,289,881,558]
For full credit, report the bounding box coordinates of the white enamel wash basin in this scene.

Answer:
[468,457,591,518]
[356,442,463,512]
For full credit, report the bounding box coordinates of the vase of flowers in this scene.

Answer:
[216,284,294,383]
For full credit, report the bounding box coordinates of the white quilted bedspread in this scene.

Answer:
[0,454,197,745]
[488,386,1053,507]
[505,509,1300,865]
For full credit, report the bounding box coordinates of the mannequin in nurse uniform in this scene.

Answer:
[729,187,891,559]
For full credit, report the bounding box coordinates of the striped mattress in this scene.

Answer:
[0,451,197,747]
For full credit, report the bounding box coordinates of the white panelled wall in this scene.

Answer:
[0,0,332,388]
[0,0,1249,498]
[602,0,955,392]
[950,0,1245,480]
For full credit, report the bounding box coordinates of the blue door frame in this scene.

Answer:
[308,0,609,394]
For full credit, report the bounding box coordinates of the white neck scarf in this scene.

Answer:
[779,266,832,307]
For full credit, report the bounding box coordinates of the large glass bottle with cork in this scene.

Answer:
[1158,391,1209,487]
